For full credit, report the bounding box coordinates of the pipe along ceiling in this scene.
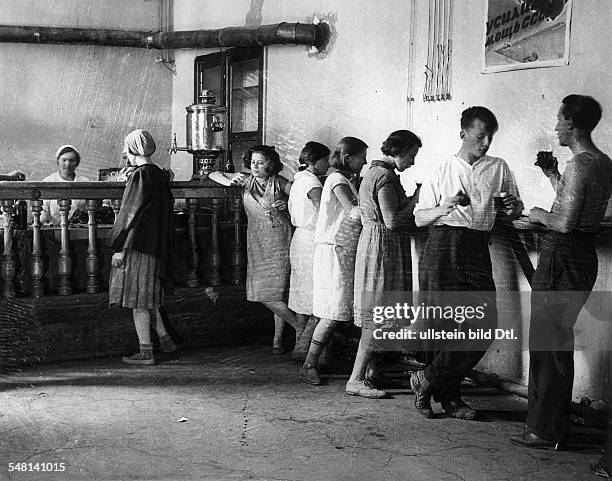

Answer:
[0,22,329,50]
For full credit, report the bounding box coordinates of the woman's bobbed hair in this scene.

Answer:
[298,141,331,171]
[243,145,283,175]
[381,130,422,157]
[329,136,368,173]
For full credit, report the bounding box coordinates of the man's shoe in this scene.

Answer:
[441,398,477,420]
[345,380,388,399]
[510,430,561,450]
[299,363,322,385]
[410,370,434,418]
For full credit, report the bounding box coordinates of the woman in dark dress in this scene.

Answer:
[347,130,421,398]
[108,129,177,366]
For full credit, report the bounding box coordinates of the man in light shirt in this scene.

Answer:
[410,106,523,420]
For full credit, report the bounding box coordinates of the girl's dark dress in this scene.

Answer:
[108,164,175,309]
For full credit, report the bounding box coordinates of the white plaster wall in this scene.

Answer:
[171,0,410,180]
[0,0,173,180]
[410,0,612,213]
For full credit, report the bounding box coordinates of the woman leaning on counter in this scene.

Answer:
[209,145,306,353]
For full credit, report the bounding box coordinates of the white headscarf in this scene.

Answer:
[125,130,156,157]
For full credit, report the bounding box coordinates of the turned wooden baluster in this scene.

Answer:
[57,199,72,295]
[86,199,101,293]
[111,199,121,223]
[1,201,16,298]
[185,198,200,287]
[208,198,222,286]
[230,197,245,285]
[30,197,44,298]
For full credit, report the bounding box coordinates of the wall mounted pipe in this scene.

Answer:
[0,22,328,50]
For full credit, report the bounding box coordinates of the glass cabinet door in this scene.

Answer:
[230,58,260,133]
[194,47,263,174]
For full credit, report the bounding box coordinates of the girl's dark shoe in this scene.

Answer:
[159,334,177,353]
[122,350,155,366]
[299,363,321,385]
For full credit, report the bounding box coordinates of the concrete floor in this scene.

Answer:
[0,344,606,481]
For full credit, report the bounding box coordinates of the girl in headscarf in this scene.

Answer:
[108,130,177,365]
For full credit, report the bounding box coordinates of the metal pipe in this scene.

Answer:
[0,22,326,50]
[0,25,148,48]
[152,22,323,49]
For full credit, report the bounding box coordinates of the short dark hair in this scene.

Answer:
[381,130,422,157]
[298,141,331,171]
[243,145,283,175]
[329,136,368,173]
[56,146,81,167]
[460,106,499,134]
[561,94,602,132]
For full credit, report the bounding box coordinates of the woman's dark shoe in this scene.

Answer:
[122,346,155,366]
[510,430,564,450]
[272,346,286,355]
[441,398,477,420]
[299,363,321,385]
[410,370,434,418]
[159,334,177,353]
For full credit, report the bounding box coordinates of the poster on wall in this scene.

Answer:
[483,0,572,73]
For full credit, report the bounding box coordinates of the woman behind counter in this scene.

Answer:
[41,145,90,224]
[347,130,421,398]
[209,145,306,353]
[288,141,330,360]
[108,130,177,366]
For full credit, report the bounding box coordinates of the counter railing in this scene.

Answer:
[0,181,245,298]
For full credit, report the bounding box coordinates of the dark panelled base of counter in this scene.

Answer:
[0,286,272,369]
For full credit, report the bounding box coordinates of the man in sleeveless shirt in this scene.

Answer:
[511,95,612,449]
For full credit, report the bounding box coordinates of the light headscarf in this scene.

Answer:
[55,144,81,166]
[124,130,156,157]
